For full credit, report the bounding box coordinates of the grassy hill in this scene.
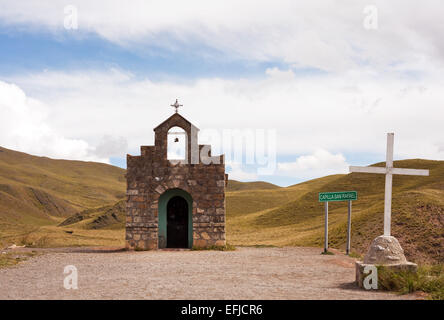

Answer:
[0,146,442,263]
[0,146,126,246]
[227,159,444,264]
[0,146,126,209]
[227,180,279,191]
[59,200,125,230]
[0,146,280,247]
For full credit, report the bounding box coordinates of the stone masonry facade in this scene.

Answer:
[125,112,227,250]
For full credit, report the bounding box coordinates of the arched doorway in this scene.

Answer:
[167,196,188,248]
[158,188,193,249]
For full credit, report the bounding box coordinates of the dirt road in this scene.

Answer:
[0,247,414,299]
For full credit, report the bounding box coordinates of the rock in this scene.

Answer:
[363,235,407,265]
[201,232,210,240]
[7,244,26,250]
[155,185,165,194]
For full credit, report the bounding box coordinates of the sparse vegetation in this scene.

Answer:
[0,146,125,225]
[227,180,279,191]
[0,251,39,269]
[3,225,125,248]
[243,244,279,248]
[348,251,362,259]
[58,200,126,230]
[378,264,444,300]
[192,243,236,251]
[226,159,444,264]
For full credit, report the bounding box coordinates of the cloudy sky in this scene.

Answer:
[0,0,443,186]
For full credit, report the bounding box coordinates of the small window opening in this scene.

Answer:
[167,126,186,160]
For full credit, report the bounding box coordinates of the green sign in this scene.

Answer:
[319,191,357,202]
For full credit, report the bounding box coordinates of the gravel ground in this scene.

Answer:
[0,247,416,300]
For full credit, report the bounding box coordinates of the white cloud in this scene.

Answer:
[226,162,259,182]
[227,149,349,182]
[1,1,443,185]
[5,67,444,163]
[1,1,444,72]
[0,80,107,162]
[93,135,128,158]
[277,149,349,180]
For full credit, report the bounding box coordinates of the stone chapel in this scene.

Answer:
[125,102,227,250]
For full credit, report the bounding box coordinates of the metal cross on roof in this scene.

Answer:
[170,99,183,113]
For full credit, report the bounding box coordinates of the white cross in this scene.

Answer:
[349,133,429,236]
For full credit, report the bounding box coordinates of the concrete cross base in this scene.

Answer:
[355,261,418,288]
[364,235,407,265]
[355,235,417,288]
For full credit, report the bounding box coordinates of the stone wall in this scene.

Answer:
[125,113,226,250]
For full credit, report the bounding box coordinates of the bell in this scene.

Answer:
[174,137,179,143]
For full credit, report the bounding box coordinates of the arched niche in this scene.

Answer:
[167,126,187,161]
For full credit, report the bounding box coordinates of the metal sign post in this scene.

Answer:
[324,202,328,253]
[319,191,357,255]
[346,200,352,255]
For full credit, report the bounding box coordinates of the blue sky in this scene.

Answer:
[0,29,294,79]
[0,1,443,186]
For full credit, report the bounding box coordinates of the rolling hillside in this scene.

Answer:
[0,146,126,245]
[59,200,125,230]
[0,146,280,247]
[0,146,442,263]
[0,146,126,210]
[227,159,444,264]
[227,180,280,191]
